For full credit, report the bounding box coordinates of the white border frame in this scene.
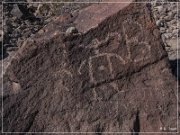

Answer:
[1,0,179,134]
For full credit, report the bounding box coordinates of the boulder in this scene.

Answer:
[2,1,178,134]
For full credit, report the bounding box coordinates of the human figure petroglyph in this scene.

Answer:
[122,19,152,63]
[78,33,126,85]
[122,19,143,40]
[125,37,151,63]
[84,32,122,54]
[78,19,152,86]
[89,53,126,83]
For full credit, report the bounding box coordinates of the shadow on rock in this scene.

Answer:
[0,43,9,60]
[169,59,180,81]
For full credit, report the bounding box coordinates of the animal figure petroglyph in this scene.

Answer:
[77,19,153,101]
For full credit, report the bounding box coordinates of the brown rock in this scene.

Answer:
[2,2,178,134]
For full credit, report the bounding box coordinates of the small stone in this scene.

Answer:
[170,19,176,25]
[164,16,171,21]
[160,15,166,20]
[65,27,78,36]
[172,29,179,34]
[172,29,179,37]
[156,20,164,27]
[165,29,172,33]
[168,11,175,19]
[163,33,173,39]
[161,34,166,43]
[160,27,166,33]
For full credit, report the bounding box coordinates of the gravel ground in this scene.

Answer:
[151,0,179,59]
[151,0,180,79]
[0,0,179,79]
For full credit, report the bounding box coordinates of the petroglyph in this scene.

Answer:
[60,69,73,78]
[84,32,122,55]
[79,30,151,91]
[132,41,151,63]
[85,38,101,54]
[88,53,125,83]
[122,19,143,41]
[79,32,126,83]
[54,69,73,92]
[122,19,152,63]
[109,82,120,92]
[80,22,152,83]
[2,2,178,132]
[78,60,86,75]
[79,21,152,83]
[108,32,122,41]
[127,39,151,62]
[92,88,98,101]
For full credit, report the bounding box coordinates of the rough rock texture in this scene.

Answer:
[150,0,180,81]
[0,0,95,84]
[2,1,178,134]
[151,0,179,60]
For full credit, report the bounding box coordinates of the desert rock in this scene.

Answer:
[1,1,178,134]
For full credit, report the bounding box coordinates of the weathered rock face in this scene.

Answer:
[2,1,178,134]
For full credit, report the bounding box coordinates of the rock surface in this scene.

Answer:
[1,0,179,81]
[1,1,178,134]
